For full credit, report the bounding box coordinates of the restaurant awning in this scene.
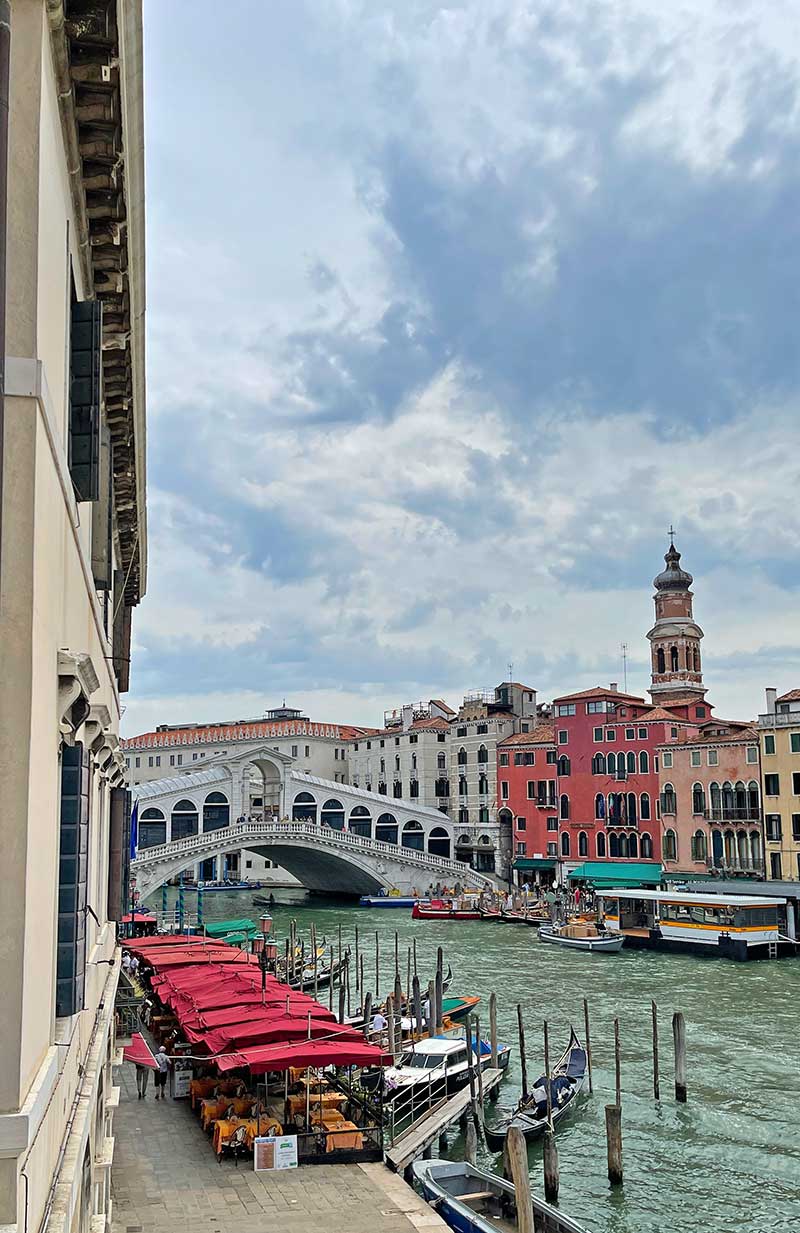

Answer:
[216,1038,393,1074]
[122,1032,158,1069]
[194,1018,364,1055]
[513,858,556,870]
[567,861,663,888]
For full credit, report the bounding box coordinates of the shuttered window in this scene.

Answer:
[57,743,90,1018]
[69,300,103,501]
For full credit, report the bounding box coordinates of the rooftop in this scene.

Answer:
[606,889,786,905]
[553,686,646,705]
[123,719,375,749]
[498,723,555,746]
[777,689,800,703]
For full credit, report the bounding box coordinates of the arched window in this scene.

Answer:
[559,793,570,820]
[435,778,449,798]
[663,829,677,861]
[722,781,735,818]
[710,781,721,815]
[457,747,467,766]
[428,827,451,859]
[203,791,230,832]
[379,757,385,774]
[691,830,707,862]
[734,781,747,814]
[692,783,705,815]
[171,799,198,840]
[292,791,317,823]
[401,819,424,850]
[724,829,735,866]
[640,792,651,820]
[607,752,617,775]
[459,776,468,796]
[393,781,403,798]
[395,755,400,771]
[596,832,607,857]
[639,750,649,774]
[661,783,676,814]
[412,753,418,771]
[609,833,620,857]
[749,829,761,868]
[478,805,490,823]
[628,833,639,858]
[737,830,749,867]
[626,751,636,775]
[478,774,488,796]
[139,806,166,849]
[321,798,345,829]
[561,831,570,857]
[592,752,606,775]
[640,832,653,859]
[626,792,637,823]
[348,805,372,838]
[693,647,700,672]
[670,646,679,671]
[437,752,446,770]
[595,793,606,819]
[477,745,488,764]
[657,647,666,673]
[607,792,617,821]
[747,781,759,816]
[685,645,692,669]
[578,831,588,857]
[557,755,571,777]
[618,833,629,858]
[376,812,398,844]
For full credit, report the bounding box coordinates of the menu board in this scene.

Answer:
[253,1135,298,1171]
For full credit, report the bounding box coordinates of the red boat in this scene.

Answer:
[412,899,482,921]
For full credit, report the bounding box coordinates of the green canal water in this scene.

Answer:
[148,889,800,1233]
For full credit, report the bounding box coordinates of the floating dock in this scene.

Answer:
[386,1068,505,1173]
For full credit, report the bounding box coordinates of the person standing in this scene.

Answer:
[135,1063,150,1099]
[154,1046,170,1099]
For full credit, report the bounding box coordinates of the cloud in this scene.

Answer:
[128,0,800,734]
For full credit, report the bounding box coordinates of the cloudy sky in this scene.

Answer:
[126,0,800,737]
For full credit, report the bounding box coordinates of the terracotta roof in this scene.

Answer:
[500,682,537,692]
[777,689,800,703]
[552,686,645,704]
[122,720,376,750]
[499,723,555,747]
[409,716,451,731]
[350,715,451,739]
[635,707,684,722]
[657,726,758,748]
[429,699,456,715]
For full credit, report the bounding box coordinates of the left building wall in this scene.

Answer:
[0,4,146,1232]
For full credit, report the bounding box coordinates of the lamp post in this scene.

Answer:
[258,912,273,1004]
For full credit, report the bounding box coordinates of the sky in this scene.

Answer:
[126,0,800,737]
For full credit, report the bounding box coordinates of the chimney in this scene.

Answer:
[765,688,777,715]
[609,683,618,693]
[401,704,414,731]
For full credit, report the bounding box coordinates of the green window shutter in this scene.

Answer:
[69,300,103,501]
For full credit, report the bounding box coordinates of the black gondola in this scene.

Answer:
[483,1028,587,1151]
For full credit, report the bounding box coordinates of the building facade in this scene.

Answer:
[348,700,454,817]
[656,725,762,877]
[497,724,558,886]
[0,6,146,1233]
[759,688,800,881]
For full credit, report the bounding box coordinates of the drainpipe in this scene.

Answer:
[0,0,10,584]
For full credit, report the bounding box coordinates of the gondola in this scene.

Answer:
[412,1159,592,1233]
[483,1028,587,1151]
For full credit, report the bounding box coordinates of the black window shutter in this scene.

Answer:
[57,743,90,1018]
[69,300,103,501]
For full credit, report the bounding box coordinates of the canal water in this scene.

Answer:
[148,889,800,1233]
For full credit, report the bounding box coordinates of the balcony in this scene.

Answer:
[704,808,762,822]
[758,712,800,728]
[534,797,557,810]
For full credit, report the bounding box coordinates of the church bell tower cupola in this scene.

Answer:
[647,533,706,702]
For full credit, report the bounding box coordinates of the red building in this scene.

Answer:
[496,724,557,886]
[550,687,691,870]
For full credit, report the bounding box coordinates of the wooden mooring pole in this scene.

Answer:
[517,1004,529,1101]
[387,994,396,1056]
[362,992,373,1039]
[614,1016,621,1108]
[652,1000,660,1100]
[673,1011,687,1103]
[375,931,380,998]
[507,1127,535,1233]
[338,980,346,1025]
[328,946,334,1012]
[426,980,435,1038]
[465,1120,478,1166]
[489,993,498,1100]
[474,1016,485,1118]
[583,996,593,1094]
[435,947,444,1033]
[412,974,422,1044]
[355,925,360,993]
[311,923,318,1002]
[605,1015,623,1185]
[542,1019,559,1204]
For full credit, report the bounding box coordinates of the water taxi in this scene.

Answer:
[538,921,624,953]
[384,1030,511,1100]
[600,889,794,961]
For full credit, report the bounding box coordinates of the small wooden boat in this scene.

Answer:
[412,1158,592,1233]
[538,922,624,953]
[412,899,482,921]
[252,893,276,907]
[483,1029,587,1151]
[441,994,480,1023]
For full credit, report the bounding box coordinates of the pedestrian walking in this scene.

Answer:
[135,1063,150,1099]
[154,1046,170,1099]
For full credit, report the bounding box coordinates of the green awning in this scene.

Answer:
[203,918,257,938]
[567,861,662,888]
[514,858,556,870]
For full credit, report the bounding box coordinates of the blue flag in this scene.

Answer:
[130,799,139,861]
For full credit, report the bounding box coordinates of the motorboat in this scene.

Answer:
[383,1029,510,1101]
[538,921,624,953]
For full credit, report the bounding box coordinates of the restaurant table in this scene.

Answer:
[323,1119,363,1153]
[287,1091,347,1116]
[189,1078,218,1109]
[212,1116,281,1155]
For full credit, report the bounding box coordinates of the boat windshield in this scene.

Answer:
[406,1053,440,1068]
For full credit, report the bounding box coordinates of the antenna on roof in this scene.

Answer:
[507,662,513,682]
[621,643,628,693]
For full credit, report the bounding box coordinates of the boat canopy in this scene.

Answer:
[567,861,662,888]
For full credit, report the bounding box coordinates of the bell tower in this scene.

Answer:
[647,532,706,703]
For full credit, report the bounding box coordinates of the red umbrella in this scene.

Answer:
[216,1038,393,1074]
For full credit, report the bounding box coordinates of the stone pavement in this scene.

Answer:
[111,1064,447,1233]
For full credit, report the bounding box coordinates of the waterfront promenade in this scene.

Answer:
[111,1066,445,1233]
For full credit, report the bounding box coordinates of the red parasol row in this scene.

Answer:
[216,1038,393,1074]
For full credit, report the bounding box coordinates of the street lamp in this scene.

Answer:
[257,912,273,1004]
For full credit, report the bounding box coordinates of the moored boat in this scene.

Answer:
[412,899,482,921]
[384,1029,511,1101]
[538,922,624,953]
[360,895,418,908]
[412,1158,592,1233]
[483,1029,587,1151]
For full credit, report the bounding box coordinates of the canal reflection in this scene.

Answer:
[148,890,800,1233]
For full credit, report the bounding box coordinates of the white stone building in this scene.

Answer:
[0,6,145,1232]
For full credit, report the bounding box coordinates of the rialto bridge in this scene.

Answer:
[130,746,499,898]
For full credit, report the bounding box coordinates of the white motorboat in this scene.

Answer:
[538,921,624,953]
